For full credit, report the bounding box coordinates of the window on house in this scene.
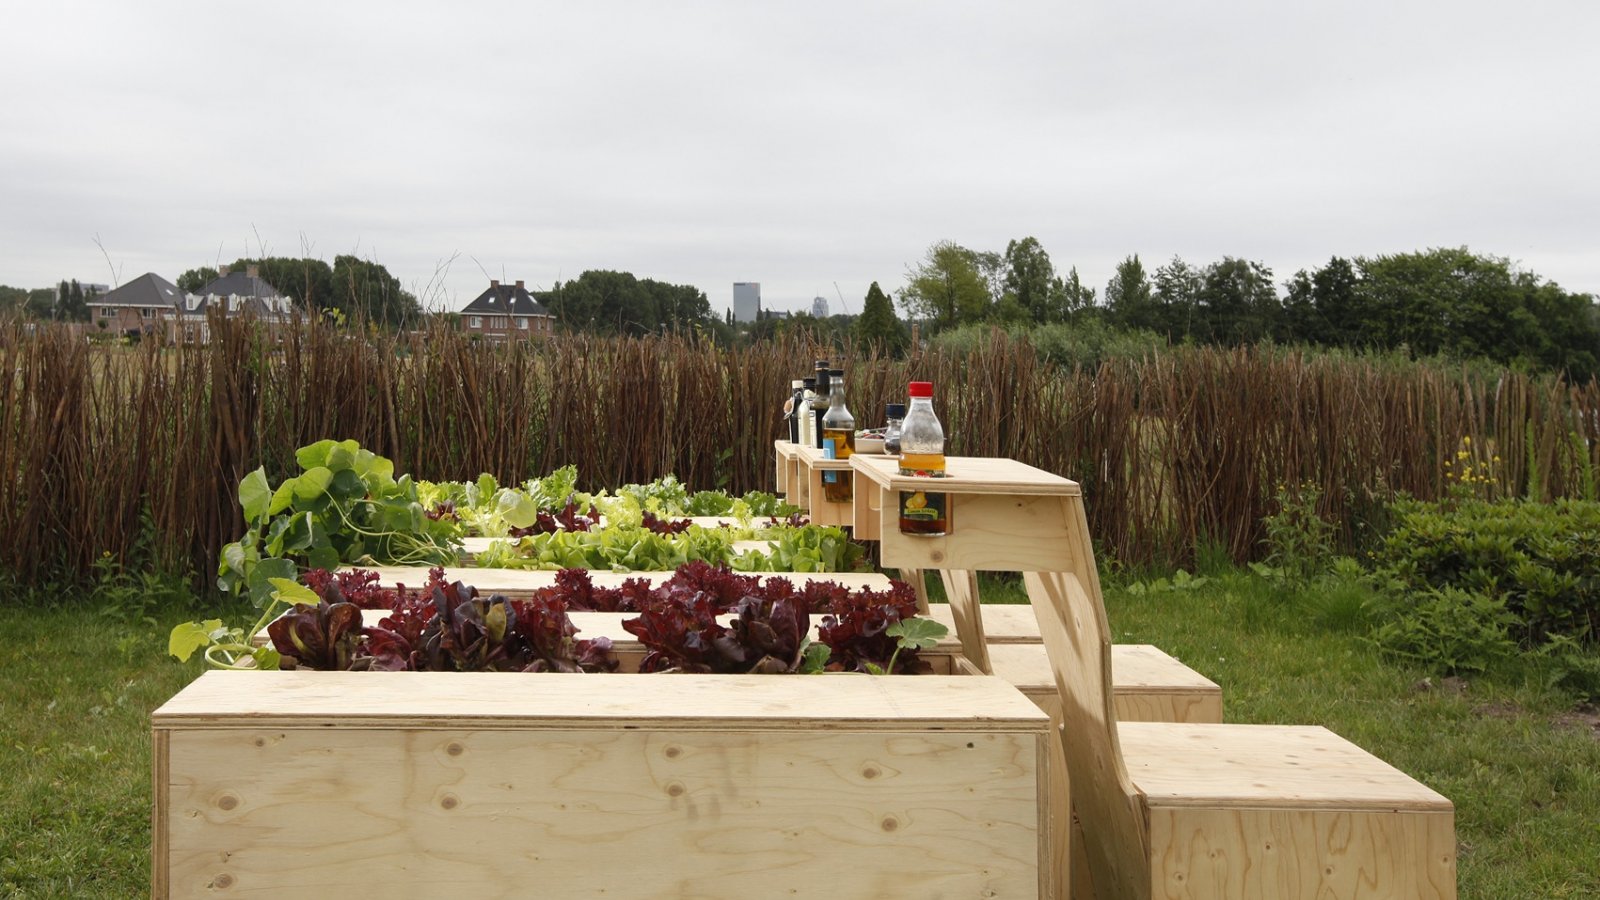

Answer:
[142,308,154,319]
[516,317,528,329]
[469,316,483,329]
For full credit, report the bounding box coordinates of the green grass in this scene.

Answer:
[4,571,1598,898]
[0,601,210,898]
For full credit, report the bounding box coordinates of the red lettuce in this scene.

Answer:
[267,598,365,670]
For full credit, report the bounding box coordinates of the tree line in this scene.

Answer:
[178,256,420,328]
[895,240,1600,378]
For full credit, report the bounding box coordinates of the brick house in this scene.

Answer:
[460,279,554,339]
[88,272,187,337]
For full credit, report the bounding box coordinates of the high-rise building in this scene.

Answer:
[733,282,761,323]
[811,296,829,318]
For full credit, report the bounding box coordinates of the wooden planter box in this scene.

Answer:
[153,671,1052,898]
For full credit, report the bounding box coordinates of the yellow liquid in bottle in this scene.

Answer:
[898,452,948,534]
[822,429,855,502]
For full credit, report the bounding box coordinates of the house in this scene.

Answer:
[459,279,555,339]
[89,273,187,337]
[182,265,297,341]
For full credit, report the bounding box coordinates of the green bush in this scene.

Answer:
[1372,498,1600,648]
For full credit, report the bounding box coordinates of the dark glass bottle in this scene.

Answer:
[811,360,830,449]
[883,402,906,456]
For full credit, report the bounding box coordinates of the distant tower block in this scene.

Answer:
[812,296,829,318]
[734,282,761,323]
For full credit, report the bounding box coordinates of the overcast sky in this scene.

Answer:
[3,1,1597,315]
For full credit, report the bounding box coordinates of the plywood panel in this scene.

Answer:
[880,494,1077,571]
[1122,723,1453,812]
[162,726,1046,899]
[988,644,1223,725]
[153,671,1050,732]
[939,570,991,674]
[925,603,1043,643]
[1147,807,1457,900]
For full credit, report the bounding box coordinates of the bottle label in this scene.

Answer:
[898,488,949,534]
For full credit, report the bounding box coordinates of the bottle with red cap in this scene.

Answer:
[897,381,947,535]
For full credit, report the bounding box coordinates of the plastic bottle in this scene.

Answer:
[897,381,947,535]
[883,402,906,457]
[821,368,855,502]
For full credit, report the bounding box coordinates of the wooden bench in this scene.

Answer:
[1026,562,1456,899]
[988,642,1222,725]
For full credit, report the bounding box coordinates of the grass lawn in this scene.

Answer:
[3,570,1598,898]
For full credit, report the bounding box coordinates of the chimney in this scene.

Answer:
[246,265,259,279]
[490,279,500,289]
[218,265,230,277]
[515,279,525,290]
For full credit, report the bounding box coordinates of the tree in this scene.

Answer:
[1060,266,1096,319]
[1283,257,1357,346]
[898,241,992,331]
[1105,255,1157,332]
[1002,237,1059,323]
[330,255,418,328]
[855,281,906,352]
[0,285,48,318]
[1151,256,1201,339]
[1195,258,1279,344]
[177,267,219,293]
[55,280,90,322]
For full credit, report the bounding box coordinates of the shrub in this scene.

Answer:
[1372,498,1600,648]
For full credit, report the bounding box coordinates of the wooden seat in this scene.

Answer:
[988,643,1222,725]
[924,601,1042,642]
[1026,561,1457,899]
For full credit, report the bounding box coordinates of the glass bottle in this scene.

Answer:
[820,368,855,503]
[786,379,804,444]
[897,381,947,535]
[811,360,830,449]
[799,378,817,447]
[883,402,906,457]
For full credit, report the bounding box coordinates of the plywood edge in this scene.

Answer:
[1142,794,1454,813]
[849,455,1082,496]
[150,728,169,899]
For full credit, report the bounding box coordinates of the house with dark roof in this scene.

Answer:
[459,279,554,339]
[193,265,295,321]
[89,273,187,337]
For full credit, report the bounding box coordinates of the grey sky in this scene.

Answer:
[3,1,1596,316]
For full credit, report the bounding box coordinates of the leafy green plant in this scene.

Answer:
[1124,568,1209,596]
[866,618,949,676]
[218,439,462,602]
[1372,497,1600,646]
[1370,586,1520,675]
[1261,481,1335,582]
[732,525,866,573]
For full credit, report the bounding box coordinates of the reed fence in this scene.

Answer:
[2,316,1596,595]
